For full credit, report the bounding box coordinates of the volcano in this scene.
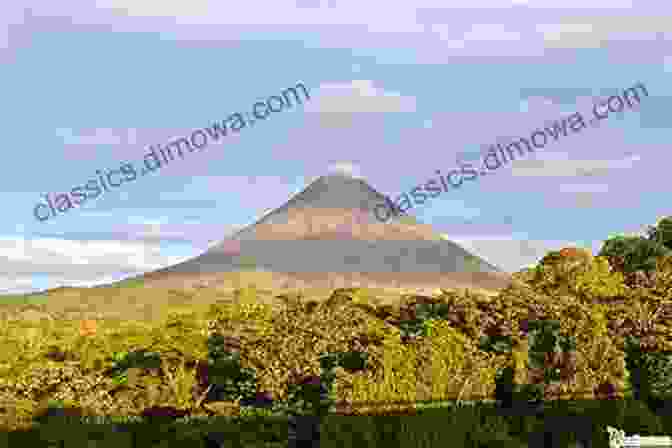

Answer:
[141,173,510,292]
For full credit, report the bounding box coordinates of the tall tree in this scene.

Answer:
[646,216,672,251]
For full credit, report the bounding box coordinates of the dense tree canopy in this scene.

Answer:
[598,234,671,273]
[646,216,672,251]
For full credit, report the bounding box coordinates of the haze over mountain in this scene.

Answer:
[141,172,509,291]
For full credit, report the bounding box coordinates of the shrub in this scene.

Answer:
[335,351,369,373]
[347,334,422,404]
[493,366,543,410]
[207,291,275,339]
[316,351,367,413]
[478,334,514,355]
[285,374,331,416]
[619,398,665,436]
[623,335,672,408]
[653,255,672,294]
[414,302,451,322]
[416,319,503,401]
[201,333,258,403]
[530,248,626,300]
[531,248,594,295]
[562,304,629,399]
[324,288,356,309]
[393,296,450,343]
[526,320,579,400]
[104,349,162,386]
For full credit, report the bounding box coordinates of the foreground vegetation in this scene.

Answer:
[0,217,672,434]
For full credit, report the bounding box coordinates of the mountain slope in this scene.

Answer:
[226,173,403,241]
[141,173,507,290]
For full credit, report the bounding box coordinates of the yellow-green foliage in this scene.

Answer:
[114,277,146,289]
[345,317,507,405]
[345,288,374,305]
[654,255,672,297]
[233,285,259,303]
[530,256,577,295]
[227,291,400,403]
[511,338,530,385]
[348,334,420,404]
[1,250,671,430]
[420,319,505,401]
[603,291,672,353]
[572,256,627,300]
[208,286,276,338]
[558,303,628,399]
[426,290,487,340]
[531,251,626,300]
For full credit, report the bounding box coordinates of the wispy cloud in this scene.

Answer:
[5,1,665,69]
[511,152,642,178]
[56,127,138,145]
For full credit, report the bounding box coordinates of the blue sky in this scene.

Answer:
[1,1,671,294]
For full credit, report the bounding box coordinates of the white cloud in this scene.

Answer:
[558,183,610,193]
[571,192,596,208]
[304,80,417,129]
[89,0,640,29]
[451,235,598,273]
[511,153,641,178]
[462,23,523,42]
[537,15,670,49]
[95,0,213,19]
[537,22,601,48]
[306,80,417,114]
[556,182,613,209]
[56,128,138,145]
[0,235,189,294]
[0,275,47,295]
[327,161,364,178]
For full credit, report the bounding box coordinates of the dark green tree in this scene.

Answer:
[598,235,671,273]
[646,216,672,251]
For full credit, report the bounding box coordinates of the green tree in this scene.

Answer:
[646,216,672,251]
[598,235,670,273]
